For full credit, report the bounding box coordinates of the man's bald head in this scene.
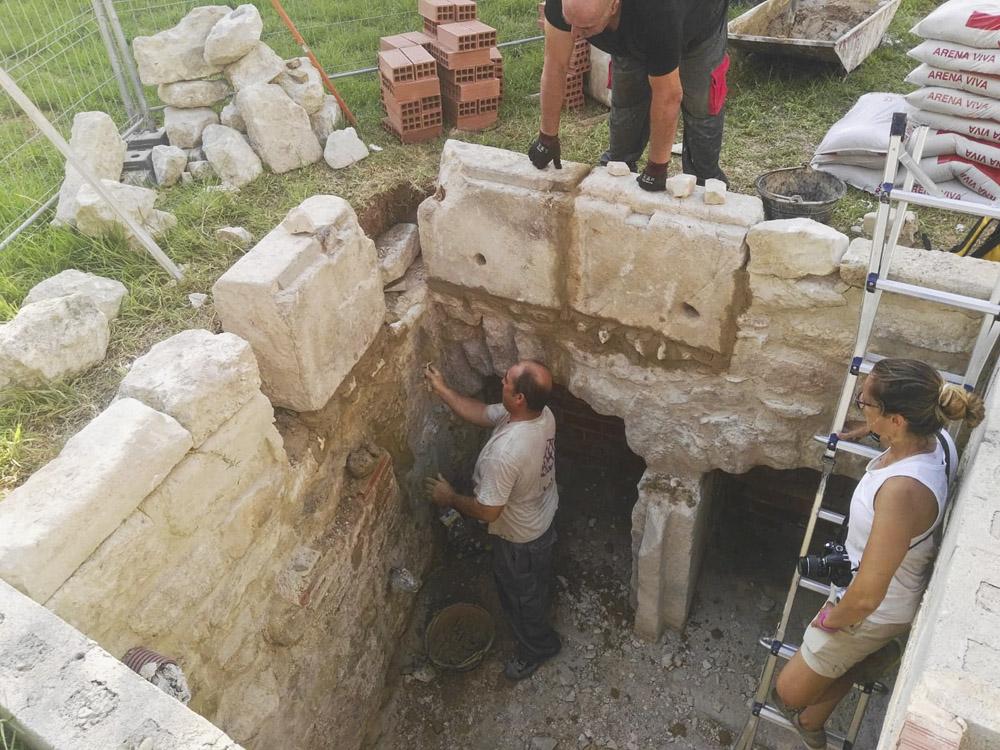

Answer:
[562,0,619,36]
[511,360,553,413]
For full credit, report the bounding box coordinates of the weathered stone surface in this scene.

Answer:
[204,4,263,66]
[606,161,631,177]
[54,112,126,226]
[23,269,127,321]
[164,106,219,149]
[75,179,176,239]
[224,41,285,92]
[419,140,590,309]
[747,218,849,279]
[324,126,369,169]
[376,222,420,284]
[749,273,848,310]
[277,57,325,114]
[570,169,758,354]
[666,173,696,198]
[220,101,247,132]
[157,79,230,108]
[151,144,187,187]
[121,169,152,187]
[202,124,263,189]
[310,95,342,145]
[187,160,216,179]
[132,6,228,85]
[0,398,191,602]
[0,294,110,389]
[281,206,318,235]
[704,178,727,204]
[482,316,518,374]
[216,225,253,248]
[213,195,385,411]
[863,208,917,245]
[117,329,261,447]
[235,83,322,174]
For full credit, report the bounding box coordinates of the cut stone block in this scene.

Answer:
[666,173,696,198]
[569,169,761,354]
[224,41,285,92]
[213,195,386,411]
[704,178,727,205]
[0,294,110,389]
[236,83,322,174]
[202,124,263,189]
[23,269,127,321]
[74,179,176,240]
[132,6,229,85]
[157,79,231,108]
[324,126,369,169]
[310,95,343,145]
[419,139,591,309]
[164,106,219,149]
[747,218,850,279]
[151,144,187,187]
[204,4,264,66]
[216,226,254,248]
[376,222,420,284]
[277,57,325,115]
[221,101,247,132]
[53,112,126,227]
[0,398,191,602]
[116,329,262,447]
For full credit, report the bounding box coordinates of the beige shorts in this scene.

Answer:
[800,609,910,679]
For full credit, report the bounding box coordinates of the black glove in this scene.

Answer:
[528,132,562,170]
[637,160,668,191]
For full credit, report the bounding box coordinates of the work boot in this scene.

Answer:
[503,654,540,681]
[769,686,827,750]
[853,639,903,685]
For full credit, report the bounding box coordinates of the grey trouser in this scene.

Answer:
[600,21,728,184]
[491,523,562,662]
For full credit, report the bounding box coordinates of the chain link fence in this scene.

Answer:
[0,0,539,253]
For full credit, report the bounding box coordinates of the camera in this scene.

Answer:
[798,541,854,587]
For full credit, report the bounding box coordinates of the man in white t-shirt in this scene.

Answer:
[425,360,561,680]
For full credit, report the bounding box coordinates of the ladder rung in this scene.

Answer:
[887,186,1000,219]
[813,434,881,459]
[818,508,846,525]
[873,278,1000,317]
[798,576,831,595]
[857,354,964,385]
[758,704,849,748]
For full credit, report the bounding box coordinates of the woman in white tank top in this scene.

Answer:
[770,359,985,750]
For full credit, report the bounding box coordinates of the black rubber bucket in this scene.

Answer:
[755,165,846,225]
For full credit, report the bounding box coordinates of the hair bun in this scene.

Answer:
[938,383,986,427]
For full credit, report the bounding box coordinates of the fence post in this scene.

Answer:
[102,0,155,131]
[91,0,141,127]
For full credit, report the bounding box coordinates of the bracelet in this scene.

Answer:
[817,608,839,633]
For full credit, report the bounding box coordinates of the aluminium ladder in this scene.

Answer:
[735,112,1000,750]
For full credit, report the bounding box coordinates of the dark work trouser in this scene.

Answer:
[599,20,729,185]
[491,524,562,663]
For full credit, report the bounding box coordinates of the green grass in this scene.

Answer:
[0,0,968,493]
[0,718,26,750]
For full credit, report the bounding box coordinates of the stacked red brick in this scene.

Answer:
[537,2,590,111]
[378,37,443,143]
[421,0,501,129]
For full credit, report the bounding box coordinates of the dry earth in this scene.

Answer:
[371,458,894,750]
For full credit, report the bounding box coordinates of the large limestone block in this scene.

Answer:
[132,6,229,85]
[0,294,109,389]
[157,79,231,108]
[117,329,262,447]
[164,106,219,149]
[569,169,760,353]
[213,195,385,411]
[277,57,325,114]
[53,111,126,226]
[151,143,188,187]
[75,179,176,239]
[0,398,191,602]
[204,4,263,66]
[224,41,285,92]
[235,83,322,173]
[22,268,127,321]
[202,123,263,188]
[749,273,848,310]
[419,140,590,309]
[376,222,420,284]
[747,218,849,279]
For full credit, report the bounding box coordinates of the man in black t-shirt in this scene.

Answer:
[528,0,729,191]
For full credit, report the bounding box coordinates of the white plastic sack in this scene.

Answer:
[906,86,1000,119]
[912,0,1000,48]
[905,63,1000,99]
[909,39,1000,74]
[937,154,1000,200]
[813,92,952,158]
[909,106,1000,143]
[812,161,994,205]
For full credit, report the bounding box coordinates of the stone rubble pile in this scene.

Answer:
[133,5,348,179]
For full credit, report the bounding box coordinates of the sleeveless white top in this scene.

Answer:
[840,431,955,625]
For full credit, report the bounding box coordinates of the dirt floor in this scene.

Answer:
[372,457,894,750]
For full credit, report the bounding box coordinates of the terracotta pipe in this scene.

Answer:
[267,0,358,129]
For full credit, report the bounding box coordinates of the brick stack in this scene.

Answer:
[537,3,590,111]
[421,0,500,130]
[377,41,443,144]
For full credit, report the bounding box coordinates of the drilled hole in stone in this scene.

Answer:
[474,253,486,266]
[682,303,700,319]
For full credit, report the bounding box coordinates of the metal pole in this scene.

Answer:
[0,195,58,254]
[100,0,155,131]
[91,0,140,125]
[0,65,183,280]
